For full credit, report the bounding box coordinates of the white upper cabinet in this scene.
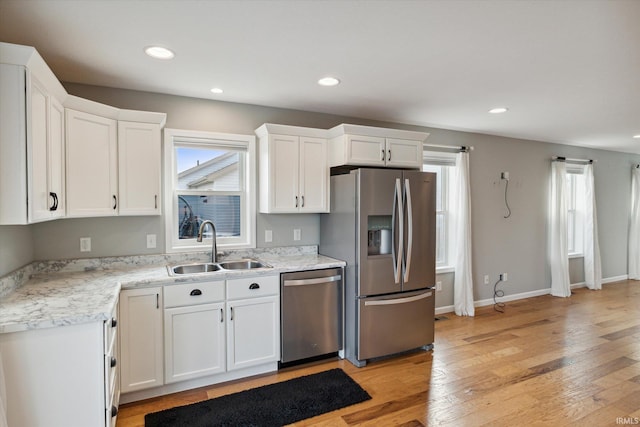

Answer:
[64,96,165,218]
[66,109,119,217]
[256,124,329,213]
[328,124,429,170]
[0,42,68,224]
[1,42,166,223]
[118,121,161,215]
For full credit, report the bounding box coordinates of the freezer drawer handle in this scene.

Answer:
[190,289,202,296]
[364,292,432,306]
[249,283,260,289]
[283,275,342,287]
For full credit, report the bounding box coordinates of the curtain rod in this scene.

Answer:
[552,156,594,164]
[423,143,474,152]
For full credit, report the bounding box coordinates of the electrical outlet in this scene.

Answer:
[293,229,301,241]
[436,281,442,291]
[265,230,273,243]
[484,275,490,285]
[500,273,508,282]
[80,237,91,252]
[146,234,156,249]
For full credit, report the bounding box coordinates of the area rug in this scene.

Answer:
[144,368,371,427]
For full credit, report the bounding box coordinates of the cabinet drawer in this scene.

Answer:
[227,275,279,300]
[164,281,224,308]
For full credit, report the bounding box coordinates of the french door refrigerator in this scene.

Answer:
[320,168,436,367]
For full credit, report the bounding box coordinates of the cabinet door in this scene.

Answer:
[164,302,226,383]
[227,295,279,371]
[385,138,422,169]
[299,136,329,213]
[28,76,51,222]
[66,109,118,217]
[118,121,161,215]
[119,287,163,393]
[48,96,65,219]
[346,134,386,166]
[267,134,299,212]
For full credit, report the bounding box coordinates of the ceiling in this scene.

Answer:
[1,0,639,153]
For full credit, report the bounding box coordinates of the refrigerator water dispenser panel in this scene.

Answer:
[367,215,392,255]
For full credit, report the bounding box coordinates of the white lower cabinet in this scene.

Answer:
[164,281,226,383]
[227,295,280,371]
[120,274,280,402]
[0,301,119,427]
[119,287,163,393]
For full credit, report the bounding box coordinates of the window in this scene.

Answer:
[164,129,256,252]
[423,151,456,270]
[566,166,586,256]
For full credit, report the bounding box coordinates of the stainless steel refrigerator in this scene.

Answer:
[320,168,436,367]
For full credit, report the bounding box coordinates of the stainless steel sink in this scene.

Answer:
[167,259,271,276]
[218,259,270,270]
[168,263,221,276]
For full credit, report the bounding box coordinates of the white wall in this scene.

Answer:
[2,82,638,309]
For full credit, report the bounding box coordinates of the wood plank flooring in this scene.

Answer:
[116,280,640,427]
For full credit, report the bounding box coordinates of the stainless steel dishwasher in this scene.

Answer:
[280,267,343,365]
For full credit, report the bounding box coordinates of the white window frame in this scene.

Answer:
[566,164,585,258]
[163,128,256,253]
[423,151,457,273]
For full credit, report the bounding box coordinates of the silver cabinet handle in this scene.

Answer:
[283,275,342,287]
[301,195,304,207]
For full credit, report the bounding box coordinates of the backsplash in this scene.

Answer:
[0,245,318,298]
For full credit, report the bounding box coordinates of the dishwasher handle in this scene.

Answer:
[283,275,342,287]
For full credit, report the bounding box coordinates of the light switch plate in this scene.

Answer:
[146,234,157,249]
[293,229,301,241]
[265,230,273,243]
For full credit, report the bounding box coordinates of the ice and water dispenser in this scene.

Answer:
[367,215,392,255]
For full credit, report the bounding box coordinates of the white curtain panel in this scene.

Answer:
[453,151,475,316]
[583,164,602,290]
[629,167,640,279]
[549,161,571,297]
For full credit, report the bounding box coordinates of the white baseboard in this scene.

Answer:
[435,274,629,315]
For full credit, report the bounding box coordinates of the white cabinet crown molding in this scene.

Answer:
[64,95,167,126]
[327,123,430,142]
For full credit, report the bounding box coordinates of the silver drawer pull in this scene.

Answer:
[364,292,431,306]
[283,275,342,287]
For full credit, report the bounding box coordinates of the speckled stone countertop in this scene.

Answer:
[0,246,345,334]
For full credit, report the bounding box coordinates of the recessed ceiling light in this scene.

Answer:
[318,77,340,87]
[633,134,640,139]
[489,107,508,114]
[144,46,175,60]
[210,88,224,94]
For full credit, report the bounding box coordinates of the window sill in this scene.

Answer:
[436,266,455,274]
[569,253,584,259]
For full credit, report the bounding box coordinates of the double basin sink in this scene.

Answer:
[167,259,271,276]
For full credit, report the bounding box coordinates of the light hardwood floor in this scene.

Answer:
[116,280,640,427]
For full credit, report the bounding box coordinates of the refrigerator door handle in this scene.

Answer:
[364,291,432,306]
[403,178,413,283]
[392,178,403,284]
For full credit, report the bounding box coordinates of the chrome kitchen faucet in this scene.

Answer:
[197,220,217,263]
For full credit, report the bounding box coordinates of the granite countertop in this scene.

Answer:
[0,248,345,334]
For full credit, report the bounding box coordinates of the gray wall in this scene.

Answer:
[2,83,638,309]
